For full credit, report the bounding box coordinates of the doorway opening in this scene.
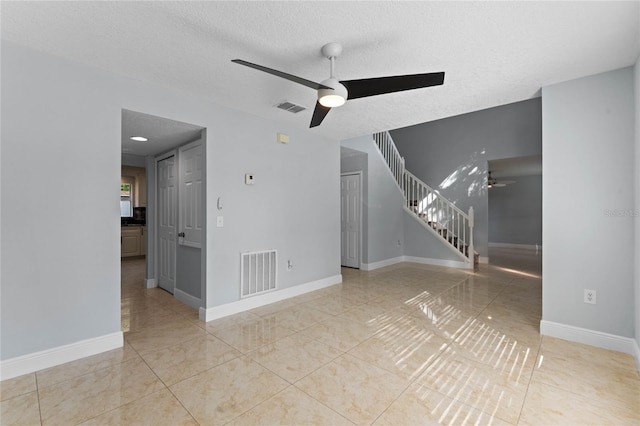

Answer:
[340,172,362,269]
[487,155,542,278]
[120,109,206,329]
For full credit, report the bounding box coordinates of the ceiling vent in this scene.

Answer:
[276,101,306,114]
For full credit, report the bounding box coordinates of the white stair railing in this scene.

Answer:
[404,170,474,260]
[374,131,405,190]
[373,131,475,266]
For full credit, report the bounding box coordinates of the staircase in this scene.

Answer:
[373,131,479,270]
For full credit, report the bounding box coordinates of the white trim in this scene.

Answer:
[361,256,404,271]
[200,274,342,322]
[403,256,468,270]
[145,278,157,288]
[479,256,489,264]
[361,255,473,271]
[540,320,637,356]
[174,288,201,309]
[489,242,542,251]
[634,339,640,374]
[0,332,123,381]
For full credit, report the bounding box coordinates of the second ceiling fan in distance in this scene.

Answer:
[232,42,445,128]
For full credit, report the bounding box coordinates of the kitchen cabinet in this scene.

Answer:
[140,226,147,254]
[121,226,145,257]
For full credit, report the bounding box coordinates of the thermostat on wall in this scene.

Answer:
[245,174,255,185]
[277,133,290,144]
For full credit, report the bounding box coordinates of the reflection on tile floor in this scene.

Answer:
[2,251,639,425]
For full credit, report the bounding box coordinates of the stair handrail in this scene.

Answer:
[373,131,475,266]
[403,170,474,261]
[404,170,468,217]
[373,132,405,190]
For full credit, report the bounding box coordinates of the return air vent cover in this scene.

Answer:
[276,101,306,114]
[240,249,277,298]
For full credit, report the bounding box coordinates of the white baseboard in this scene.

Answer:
[489,243,542,251]
[361,256,404,271]
[362,255,474,271]
[634,339,640,374]
[0,332,123,381]
[479,256,489,264]
[174,288,201,310]
[200,274,342,322]
[403,256,468,270]
[540,320,637,358]
[145,278,157,288]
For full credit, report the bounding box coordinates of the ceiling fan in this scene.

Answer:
[488,171,516,188]
[232,42,445,128]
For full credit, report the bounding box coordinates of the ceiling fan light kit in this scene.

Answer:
[232,42,445,127]
[318,78,347,107]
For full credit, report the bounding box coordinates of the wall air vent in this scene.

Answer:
[276,101,306,114]
[240,249,277,298]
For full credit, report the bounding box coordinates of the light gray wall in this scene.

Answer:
[341,150,368,262]
[542,67,635,338]
[341,135,404,265]
[1,41,340,361]
[488,174,542,246]
[176,246,201,299]
[635,56,640,361]
[390,98,542,258]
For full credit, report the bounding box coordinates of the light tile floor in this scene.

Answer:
[2,251,639,425]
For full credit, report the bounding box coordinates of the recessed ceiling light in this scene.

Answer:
[130,136,148,142]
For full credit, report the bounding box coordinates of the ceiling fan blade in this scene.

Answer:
[310,102,331,128]
[497,180,516,185]
[341,72,445,100]
[231,59,331,90]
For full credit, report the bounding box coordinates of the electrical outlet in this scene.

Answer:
[584,289,597,304]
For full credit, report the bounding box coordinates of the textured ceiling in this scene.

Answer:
[121,110,204,157]
[3,1,639,143]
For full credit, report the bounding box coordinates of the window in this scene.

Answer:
[120,180,134,217]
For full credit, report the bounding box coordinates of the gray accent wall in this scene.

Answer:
[1,41,340,361]
[341,135,404,265]
[488,174,542,246]
[542,67,635,338]
[390,98,542,258]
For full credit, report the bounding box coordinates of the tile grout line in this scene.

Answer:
[34,372,43,426]
[515,336,543,425]
[133,338,202,425]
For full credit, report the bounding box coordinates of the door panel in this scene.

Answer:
[158,155,177,293]
[341,174,361,268]
[179,140,204,248]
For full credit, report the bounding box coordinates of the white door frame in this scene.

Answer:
[340,171,363,269]
[155,150,178,294]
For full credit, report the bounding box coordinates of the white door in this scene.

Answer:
[341,173,361,268]
[157,155,177,293]
[179,140,204,248]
